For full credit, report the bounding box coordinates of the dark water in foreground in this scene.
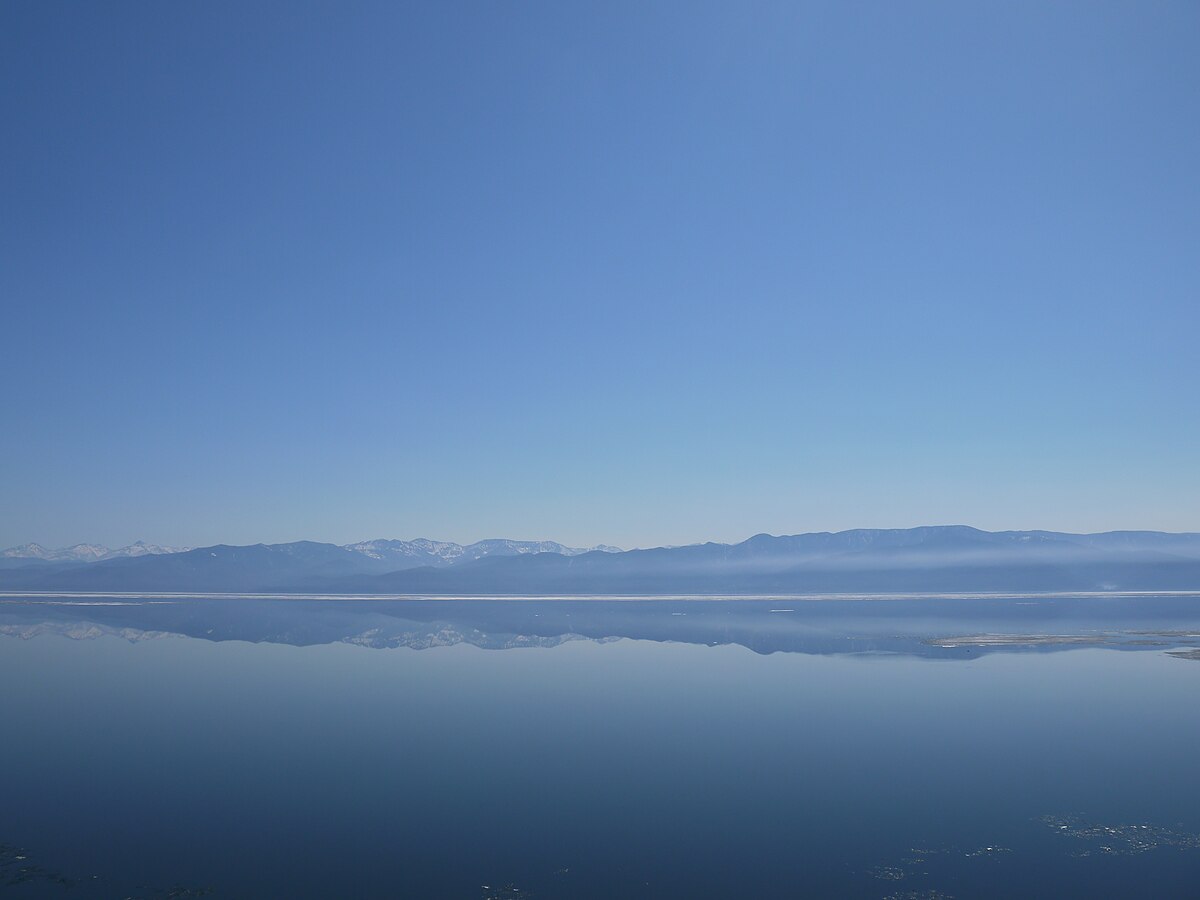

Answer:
[1,594,1198,898]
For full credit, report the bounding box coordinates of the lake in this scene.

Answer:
[2,594,1198,898]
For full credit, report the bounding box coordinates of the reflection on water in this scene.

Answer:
[0,843,74,891]
[2,593,1200,659]
[0,842,213,897]
[1040,815,1200,857]
[1,594,1198,898]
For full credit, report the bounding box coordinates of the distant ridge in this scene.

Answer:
[1,527,1199,594]
[339,538,621,567]
[0,540,188,564]
[1,537,618,568]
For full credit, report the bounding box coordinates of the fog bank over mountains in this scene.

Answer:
[2,526,1200,594]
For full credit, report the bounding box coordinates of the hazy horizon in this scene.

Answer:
[8,521,1200,558]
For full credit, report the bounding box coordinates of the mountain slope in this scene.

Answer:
[355,527,1200,594]
[2,527,1198,594]
[0,542,386,592]
[1,541,189,562]
[341,538,618,569]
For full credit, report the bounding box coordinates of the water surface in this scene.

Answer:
[2,594,1198,898]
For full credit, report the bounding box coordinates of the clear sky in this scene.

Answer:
[2,1,1198,551]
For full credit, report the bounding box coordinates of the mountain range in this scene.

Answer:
[2,526,1200,594]
[0,537,620,588]
[0,540,188,565]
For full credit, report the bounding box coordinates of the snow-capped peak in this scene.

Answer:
[0,541,189,562]
[341,538,622,567]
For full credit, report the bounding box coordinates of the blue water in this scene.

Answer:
[1,595,1198,898]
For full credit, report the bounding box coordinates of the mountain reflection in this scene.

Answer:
[2,594,1199,660]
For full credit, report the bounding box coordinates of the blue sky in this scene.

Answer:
[3,1,1198,550]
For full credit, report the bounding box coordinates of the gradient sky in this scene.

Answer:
[3,1,1198,551]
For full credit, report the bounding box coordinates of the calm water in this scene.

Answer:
[2,594,1198,898]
